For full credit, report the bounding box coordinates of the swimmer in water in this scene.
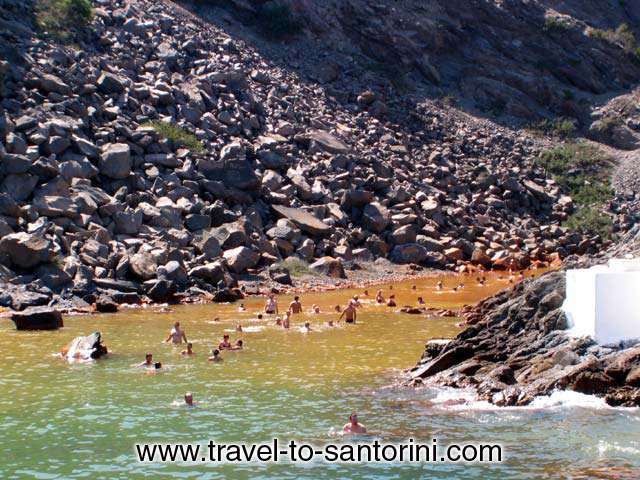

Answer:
[212,317,220,322]
[340,301,357,324]
[458,283,464,290]
[282,312,291,329]
[436,281,443,290]
[164,321,187,344]
[184,392,195,406]
[412,285,417,290]
[375,289,385,304]
[363,289,369,296]
[257,313,263,320]
[417,296,425,305]
[137,352,154,367]
[238,303,246,312]
[218,334,233,350]
[232,339,243,350]
[275,316,282,326]
[289,296,303,314]
[352,295,362,307]
[311,304,320,314]
[236,323,243,332]
[335,305,341,313]
[327,320,335,327]
[208,349,223,362]
[301,321,312,332]
[343,412,367,434]
[387,295,397,307]
[181,343,194,355]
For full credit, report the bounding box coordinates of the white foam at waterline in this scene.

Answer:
[430,388,636,411]
[598,439,640,455]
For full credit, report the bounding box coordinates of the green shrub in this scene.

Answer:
[275,257,315,278]
[538,143,614,238]
[257,3,302,40]
[543,16,570,33]
[145,121,204,154]
[564,206,614,240]
[36,0,93,41]
[527,118,576,138]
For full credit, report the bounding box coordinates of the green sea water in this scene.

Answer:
[1,272,638,479]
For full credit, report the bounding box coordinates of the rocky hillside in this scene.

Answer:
[0,0,636,311]
[410,227,640,407]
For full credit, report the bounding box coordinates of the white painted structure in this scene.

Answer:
[563,257,640,345]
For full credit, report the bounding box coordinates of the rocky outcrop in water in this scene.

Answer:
[410,232,640,407]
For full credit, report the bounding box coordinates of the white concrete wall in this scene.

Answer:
[564,268,596,338]
[594,272,640,345]
[563,262,640,345]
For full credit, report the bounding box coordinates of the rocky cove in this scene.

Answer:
[0,0,640,467]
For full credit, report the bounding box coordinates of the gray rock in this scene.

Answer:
[96,72,125,94]
[223,246,259,273]
[362,202,390,233]
[0,232,55,269]
[129,252,158,280]
[390,243,428,264]
[100,143,131,179]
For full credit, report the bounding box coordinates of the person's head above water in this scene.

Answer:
[174,322,180,328]
[187,342,192,349]
[236,340,243,347]
[184,392,193,406]
[212,349,220,356]
[257,313,263,319]
[304,322,310,328]
[294,296,299,301]
[349,412,359,424]
[223,334,230,339]
[145,353,153,362]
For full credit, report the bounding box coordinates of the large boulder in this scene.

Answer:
[129,252,158,281]
[189,262,225,284]
[11,308,63,330]
[0,232,55,269]
[210,223,247,250]
[362,202,390,233]
[99,143,131,179]
[33,196,79,218]
[272,205,332,237]
[309,256,346,278]
[223,246,259,273]
[390,243,428,264]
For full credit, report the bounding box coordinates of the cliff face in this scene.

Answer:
[0,0,637,311]
[410,228,640,407]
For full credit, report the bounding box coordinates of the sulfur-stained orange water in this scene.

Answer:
[1,268,639,479]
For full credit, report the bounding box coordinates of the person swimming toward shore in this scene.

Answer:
[375,290,385,304]
[136,352,154,367]
[387,295,397,307]
[289,296,303,314]
[264,294,278,315]
[181,343,194,356]
[238,303,246,312]
[164,322,187,344]
[343,412,366,434]
[219,334,233,350]
[340,301,357,324]
[208,349,223,362]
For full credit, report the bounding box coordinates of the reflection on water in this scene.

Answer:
[1,270,639,479]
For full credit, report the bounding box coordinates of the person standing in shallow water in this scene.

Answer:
[289,296,303,314]
[339,301,357,324]
[343,413,366,434]
[264,294,278,315]
[165,322,187,344]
